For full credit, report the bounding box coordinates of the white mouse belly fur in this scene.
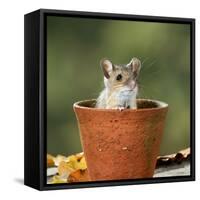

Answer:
[96,86,138,109]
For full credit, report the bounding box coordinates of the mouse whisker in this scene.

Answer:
[141,57,150,65]
[141,59,158,73]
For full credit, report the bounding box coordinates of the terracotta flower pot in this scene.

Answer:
[73,99,168,181]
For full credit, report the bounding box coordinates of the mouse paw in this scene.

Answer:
[117,106,125,112]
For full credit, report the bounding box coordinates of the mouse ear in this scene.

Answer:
[100,58,113,79]
[127,57,141,77]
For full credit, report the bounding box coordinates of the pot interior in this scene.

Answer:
[75,99,167,110]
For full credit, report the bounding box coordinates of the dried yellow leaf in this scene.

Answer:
[50,175,67,184]
[75,157,87,170]
[75,152,84,161]
[53,154,68,166]
[58,161,75,176]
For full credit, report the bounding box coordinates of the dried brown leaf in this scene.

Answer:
[47,154,55,167]
[156,147,190,167]
[68,169,89,183]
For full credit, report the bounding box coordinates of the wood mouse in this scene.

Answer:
[95,57,141,110]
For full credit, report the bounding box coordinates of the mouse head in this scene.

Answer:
[100,57,141,90]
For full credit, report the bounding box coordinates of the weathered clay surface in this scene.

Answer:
[73,99,168,181]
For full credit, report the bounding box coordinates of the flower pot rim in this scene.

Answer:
[73,98,168,112]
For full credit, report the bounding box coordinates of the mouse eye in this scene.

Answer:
[116,74,122,81]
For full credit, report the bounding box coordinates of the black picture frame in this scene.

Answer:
[24,9,195,191]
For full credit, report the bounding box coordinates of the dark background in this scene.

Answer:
[47,15,190,156]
